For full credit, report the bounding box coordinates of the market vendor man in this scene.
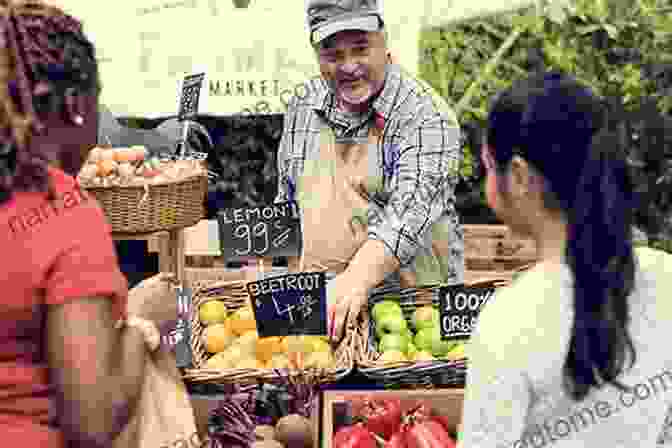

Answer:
[275,0,465,341]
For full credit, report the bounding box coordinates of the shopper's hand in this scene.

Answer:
[126,272,180,329]
[327,273,369,343]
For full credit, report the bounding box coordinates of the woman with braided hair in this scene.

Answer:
[0,1,178,446]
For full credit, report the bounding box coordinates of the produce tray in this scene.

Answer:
[84,171,207,233]
[182,277,354,386]
[355,277,514,388]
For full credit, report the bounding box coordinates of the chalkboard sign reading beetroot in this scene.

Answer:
[246,272,327,337]
[439,282,497,340]
[217,201,301,262]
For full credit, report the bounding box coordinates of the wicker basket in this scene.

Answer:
[356,278,513,388]
[84,173,207,233]
[182,276,355,386]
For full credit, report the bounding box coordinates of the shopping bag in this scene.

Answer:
[113,348,200,448]
[113,273,200,448]
[126,272,181,348]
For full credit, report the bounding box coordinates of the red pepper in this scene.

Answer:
[404,418,457,448]
[333,423,377,448]
[353,397,403,440]
[385,431,407,448]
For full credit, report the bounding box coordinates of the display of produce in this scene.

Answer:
[198,299,336,371]
[208,376,318,448]
[333,398,459,448]
[371,300,467,363]
[77,145,206,187]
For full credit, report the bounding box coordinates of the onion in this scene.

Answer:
[117,162,134,180]
[78,164,97,181]
[100,149,115,161]
[274,414,312,448]
[88,147,104,163]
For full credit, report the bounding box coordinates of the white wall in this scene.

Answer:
[43,0,529,117]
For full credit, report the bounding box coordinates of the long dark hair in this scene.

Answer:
[0,0,100,205]
[486,71,637,401]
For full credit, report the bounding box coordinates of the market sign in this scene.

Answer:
[438,282,497,340]
[246,272,328,337]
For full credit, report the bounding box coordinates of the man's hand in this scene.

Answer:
[327,272,369,342]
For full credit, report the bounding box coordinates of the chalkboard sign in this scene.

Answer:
[178,73,206,121]
[217,201,302,263]
[172,286,193,368]
[438,282,497,340]
[246,272,327,337]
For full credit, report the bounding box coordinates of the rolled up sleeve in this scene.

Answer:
[275,99,300,204]
[368,112,461,267]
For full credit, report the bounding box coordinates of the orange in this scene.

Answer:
[97,159,117,176]
[229,315,257,336]
[203,322,234,353]
[256,337,283,363]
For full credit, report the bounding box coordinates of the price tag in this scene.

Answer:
[217,201,302,263]
[178,72,206,122]
[173,286,193,368]
[438,282,497,340]
[246,272,327,337]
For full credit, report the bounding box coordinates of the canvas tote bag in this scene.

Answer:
[113,274,200,448]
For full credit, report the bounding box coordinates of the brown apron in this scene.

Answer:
[295,122,458,288]
[296,125,373,274]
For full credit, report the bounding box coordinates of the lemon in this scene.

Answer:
[304,351,333,369]
[379,350,407,363]
[198,300,228,326]
[413,351,435,361]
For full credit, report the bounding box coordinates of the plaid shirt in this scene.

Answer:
[275,63,464,282]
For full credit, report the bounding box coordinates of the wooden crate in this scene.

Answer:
[322,389,464,448]
[464,225,537,271]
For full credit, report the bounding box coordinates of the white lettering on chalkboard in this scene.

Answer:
[232,221,291,256]
[248,273,322,297]
[442,289,493,312]
[272,296,297,324]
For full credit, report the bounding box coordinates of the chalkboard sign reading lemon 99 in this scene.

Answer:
[217,201,302,262]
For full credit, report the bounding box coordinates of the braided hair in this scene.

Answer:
[0,0,99,204]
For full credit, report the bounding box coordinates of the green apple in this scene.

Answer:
[413,306,440,330]
[372,300,403,322]
[406,342,418,358]
[376,313,408,338]
[379,333,408,353]
[430,327,455,357]
[414,328,434,352]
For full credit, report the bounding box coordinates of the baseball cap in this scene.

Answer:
[306,0,384,45]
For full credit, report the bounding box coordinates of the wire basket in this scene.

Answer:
[356,277,514,388]
[84,172,207,233]
[182,275,355,386]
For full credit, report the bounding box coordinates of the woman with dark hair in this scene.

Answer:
[0,1,176,446]
[459,71,672,447]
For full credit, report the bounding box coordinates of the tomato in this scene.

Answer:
[404,419,456,448]
[333,424,377,448]
[385,431,407,448]
[353,397,403,440]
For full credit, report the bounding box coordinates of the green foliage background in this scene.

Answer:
[418,0,672,247]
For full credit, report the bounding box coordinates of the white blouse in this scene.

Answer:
[459,247,672,447]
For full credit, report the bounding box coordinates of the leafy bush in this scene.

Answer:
[419,0,672,234]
